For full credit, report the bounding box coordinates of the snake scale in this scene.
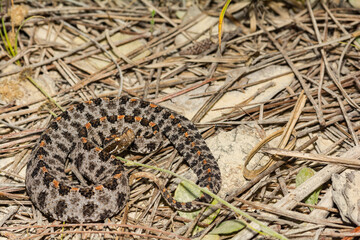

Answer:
[25,96,221,223]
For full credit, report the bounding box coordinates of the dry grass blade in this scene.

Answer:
[264,148,360,168]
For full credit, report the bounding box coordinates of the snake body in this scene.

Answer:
[25,96,221,222]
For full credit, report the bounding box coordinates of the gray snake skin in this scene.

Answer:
[25,96,221,223]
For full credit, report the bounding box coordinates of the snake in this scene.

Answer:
[25,96,221,223]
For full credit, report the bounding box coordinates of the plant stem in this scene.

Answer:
[26,75,65,112]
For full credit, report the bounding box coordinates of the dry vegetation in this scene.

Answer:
[1,0,360,239]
